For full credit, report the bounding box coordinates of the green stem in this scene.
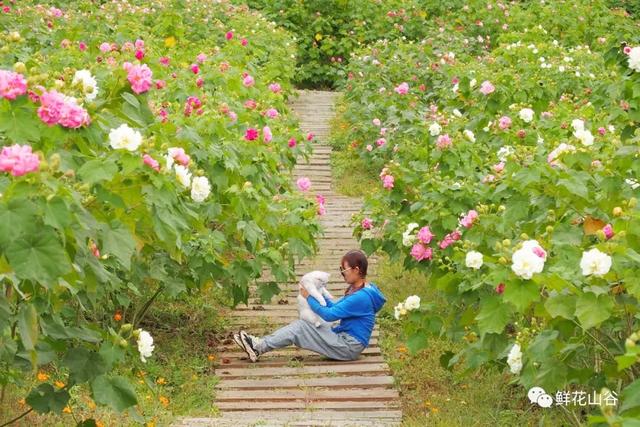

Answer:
[132,285,164,329]
[0,408,33,427]
[558,403,583,427]
[574,320,615,361]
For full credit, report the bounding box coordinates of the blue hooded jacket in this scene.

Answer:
[306,283,386,347]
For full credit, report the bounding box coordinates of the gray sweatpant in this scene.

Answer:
[254,319,365,361]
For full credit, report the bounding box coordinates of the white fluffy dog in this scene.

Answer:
[297,271,334,327]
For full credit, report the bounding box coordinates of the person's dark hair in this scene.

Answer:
[341,249,368,278]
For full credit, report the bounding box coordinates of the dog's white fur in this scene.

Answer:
[297,270,334,327]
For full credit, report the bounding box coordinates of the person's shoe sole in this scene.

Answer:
[232,332,245,352]
[239,330,259,362]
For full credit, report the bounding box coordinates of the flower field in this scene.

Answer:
[327,0,640,423]
[2,0,640,425]
[0,0,325,422]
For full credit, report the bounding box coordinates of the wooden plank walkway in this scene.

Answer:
[174,90,402,426]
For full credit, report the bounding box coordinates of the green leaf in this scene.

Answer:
[503,280,540,313]
[0,99,41,143]
[26,383,70,414]
[6,228,71,283]
[558,176,589,200]
[95,185,126,209]
[237,220,264,248]
[616,354,639,371]
[64,348,108,383]
[544,293,575,319]
[620,378,640,414]
[17,304,39,351]
[476,296,511,335]
[77,159,118,185]
[257,282,281,303]
[406,330,428,354]
[575,292,614,330]
[91,375,138,412]
[101,222,136,269]
[0,198,38,248]
[439,350,455,371]
[99,341,125,370]
[121,92,140,109]
[551,223,584,246]
[43,197,72,230]
[165,279,186,298]
[360,238,378,255]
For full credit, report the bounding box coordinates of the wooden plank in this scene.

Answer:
[216,375,396,390]
[230,310,343,317]
[217,388,399,401]
[218,355,386,368]
[221,325,381,337]
[205,90,401,425]
[226,319,384,331]
[216,363,390,379]
[215,400,400,410]
[177,410,402,423]
[216,346,381,359]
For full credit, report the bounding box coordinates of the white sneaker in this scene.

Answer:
[239,330,261,362]
[232,332,245,351]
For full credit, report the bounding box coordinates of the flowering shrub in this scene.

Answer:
[331,0,640,422]
[0,0,324,420]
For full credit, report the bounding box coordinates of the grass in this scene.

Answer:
[330,148,378,198]
[1,286,231,426]
[372,255,584,426]
[327,108,379,198]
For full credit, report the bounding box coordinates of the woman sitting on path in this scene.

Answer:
[234,249,387,362]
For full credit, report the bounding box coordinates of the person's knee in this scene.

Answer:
[293,318,316,332]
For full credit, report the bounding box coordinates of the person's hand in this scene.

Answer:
[299,286,310,299]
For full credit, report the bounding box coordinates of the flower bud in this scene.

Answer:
[118,338,128,348]
[520,233,529,240]
[49,153,61,170]
[502,239,511,247]
[120,323,133,334]
[545,225,553,233]
[613,207,623,217]
[13,62,26,74]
